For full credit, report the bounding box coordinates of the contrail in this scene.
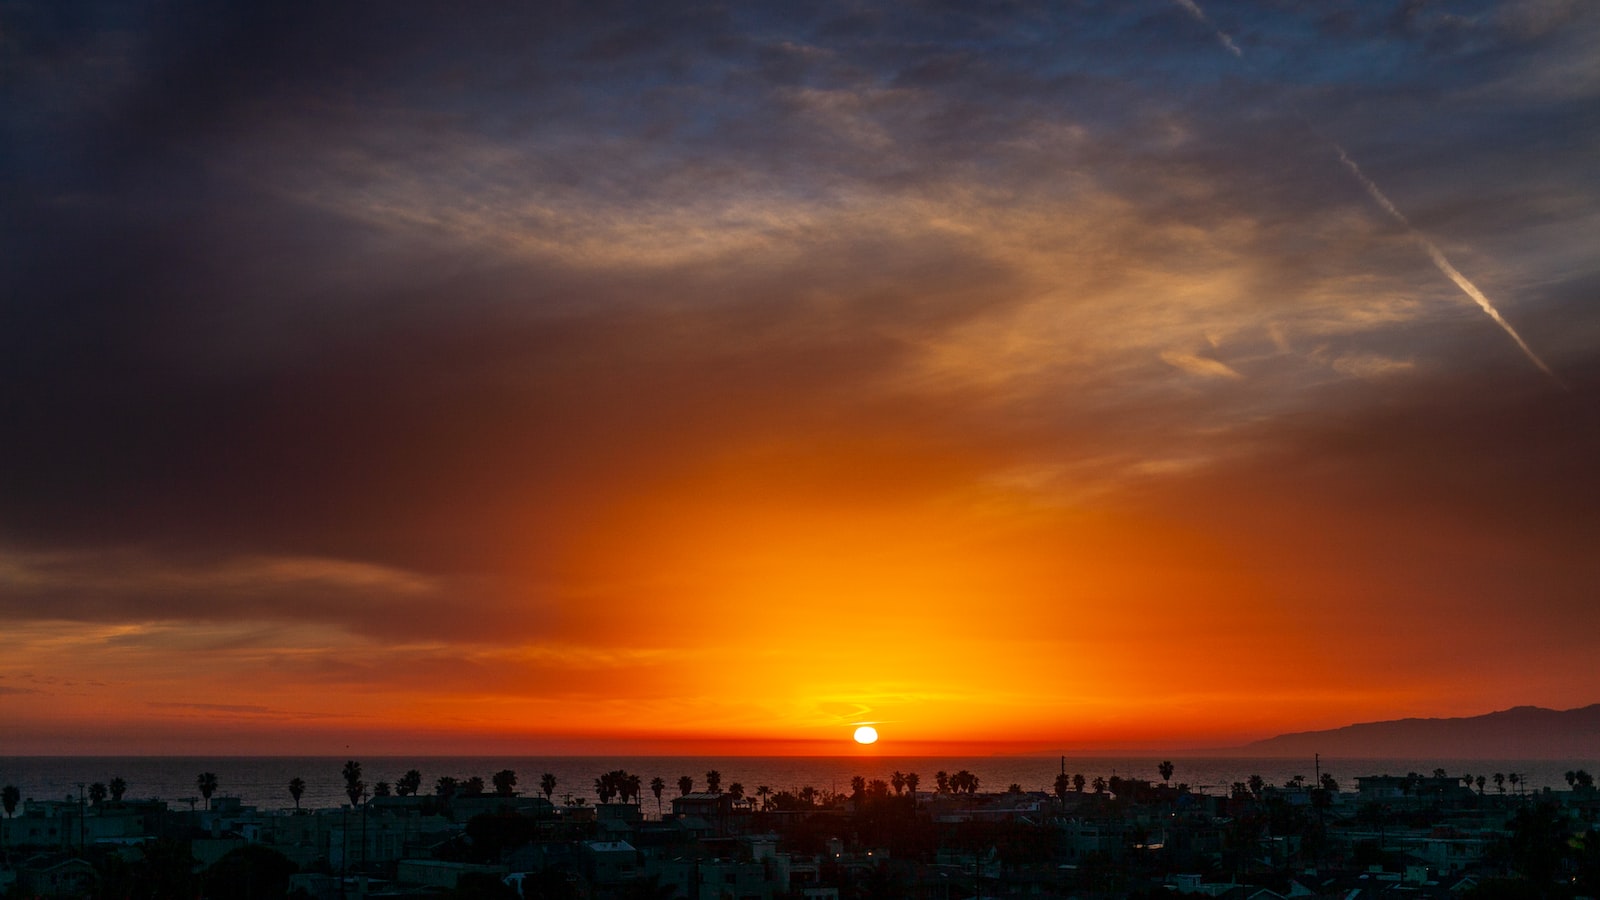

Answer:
[1173,0,1241,58]
[1333,148,1564,385]
[1173,0,1565,388]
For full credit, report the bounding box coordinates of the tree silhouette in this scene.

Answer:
[1092,776,1107,794]
[905,772,921,799]
[755,784,772,811]
[935,771,950,794]
[540,772,557,801]
[1248,774,1265,798]
[493,769,518,797]
[289,777,305,810]
[89,782,107,805]
[108,776,127,803]
[1054,773,1071,803]
[342,760,365,806]
[372,781,391,798]
[651,777,666,815]
[2,784,17,817]
[1476,775,1486,795]
[203,845,297,899]
[678,775,693,796]
[705,770,722,794]
[398,769,423,797]
[625,772,642,805]
[1494,772,1506,794]
[728,782,745,806]
[951,770,979,795]
[1159,761,1174,785]
[1073,773,1086,792]
[892,772,906,795]
[197,772,219,809]
[462,775,486,796]
[594,775,618,803]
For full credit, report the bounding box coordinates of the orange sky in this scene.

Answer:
[3,1,1598,755]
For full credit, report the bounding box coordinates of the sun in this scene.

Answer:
[853,725,879,744]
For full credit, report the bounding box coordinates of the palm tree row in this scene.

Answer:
[183,758,1587,814]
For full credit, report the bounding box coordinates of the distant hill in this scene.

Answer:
[1234,705,1600,758]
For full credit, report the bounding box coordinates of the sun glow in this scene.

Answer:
[853,725,879,744]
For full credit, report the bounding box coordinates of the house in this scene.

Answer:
[17,854,97,898]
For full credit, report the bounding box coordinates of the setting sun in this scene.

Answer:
[853,725,879,745]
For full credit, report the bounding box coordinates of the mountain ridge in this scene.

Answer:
[1228,704,1600,758]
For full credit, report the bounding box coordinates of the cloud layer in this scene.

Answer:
[3,0,1597,752]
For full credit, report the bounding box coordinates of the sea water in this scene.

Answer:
[2,755,1590,813]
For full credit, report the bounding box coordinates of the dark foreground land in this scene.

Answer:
[2,766,1598,898]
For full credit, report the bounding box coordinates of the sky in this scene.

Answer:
[3,0,1598,757]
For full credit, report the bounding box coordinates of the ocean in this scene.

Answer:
[3,755,1592,813]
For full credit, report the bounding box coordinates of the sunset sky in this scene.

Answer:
[4,0,1598,756]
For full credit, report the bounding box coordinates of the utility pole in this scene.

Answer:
[76,783,85,856]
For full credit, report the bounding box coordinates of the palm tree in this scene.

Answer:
[1073,773,1086,792]
[1,783,16,856]
[678,775,693,796]
[1476,775,1486,795]
[935,771,950,794]
[728,783,745,807]
[625,773,643,806]
[1494,773,1505,794]
[540,773,557,802]
[1092,776,1107,794]
[197,772,219,810]
[1054,773,1071,803]
[1159,761,1174,785]
[342,760,365,807]
[705,770,722,794]
[108,777,127,803]
[755,785,772,811]
[289,777,306,810]
[905,772,920,800]
[891,772,906,796]
[651,777,666,815]
[1567,771,1578,789]
[594,775,617,804]
[945,771,970,795]
[462,776,486,797]
[398,769,423,797]
[850,775,866,799]
[89,782,107,806]
[372,781,391,797]
[492,769,518,797]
